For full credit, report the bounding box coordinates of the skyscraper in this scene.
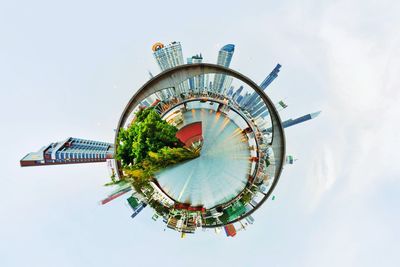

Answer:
[232,85,244,103]
[152,41,184,71]
[262,111,321,133]
[152,41,187,94]
[20,137,114,167]
[242,64,282,118]
[260,64,281,89]
[243,64,282,110]
[187,54,205,92]
[213,44,235,94]
[281,111,321,128]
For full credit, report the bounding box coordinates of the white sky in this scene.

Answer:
[0,1,399,266]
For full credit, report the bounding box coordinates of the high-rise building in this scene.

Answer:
[152,41,184,71]
[260,64,281,89]
[187,54,204,91]
[213,44,235,94]
[263,111,321,133]
[243,64,282,110]
[226,86,234,97]
[20,137,114,167]
[152,41,188,94]
[281,111,321,128]
[232,85,244,103]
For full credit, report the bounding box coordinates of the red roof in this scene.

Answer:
[175,122,203,147]
[224,224,236,237]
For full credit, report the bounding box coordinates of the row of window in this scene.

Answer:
[55,151,107,160]
[71,139,110,147]
[62,144,109,151]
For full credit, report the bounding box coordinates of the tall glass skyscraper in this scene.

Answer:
[152,41,187,94]
[152,41,184,71]
[187,54,205,92]
[260,64,281,89]
[243,64,282,118]
[20,137,114,167]
[213,44,235,94]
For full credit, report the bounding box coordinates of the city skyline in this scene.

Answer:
[19,41,314,236]
[2,1,399,266]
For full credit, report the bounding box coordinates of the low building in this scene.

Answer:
[20,137,114,167]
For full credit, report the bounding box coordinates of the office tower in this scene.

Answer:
[152,41,184,71]
[232,85,244,103]
[260,64,281,89]
[263,111,321,133]
[239,92,252,107]
[152,41,187,94]
[187,54,204,91]
[213,44,235,94]
[243,64,282,109]
[281,111,321,128]
[226,86,234,97]
[20,137,114,167]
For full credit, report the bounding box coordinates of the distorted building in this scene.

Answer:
[187,54,205,91]
[20,137,114,167]
[213,44,235,94]
[152,41,184,71]
[242,64,282,118]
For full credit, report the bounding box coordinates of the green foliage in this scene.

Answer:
[241,190,253,204]
[205,217,217,225]
[265,158,271,167]
[116,108,181,165]
[219,212,229,224]
[113,107,201,215]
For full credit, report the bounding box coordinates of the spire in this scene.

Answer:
[310,111,321,119]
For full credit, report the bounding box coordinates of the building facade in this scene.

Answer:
[187,54,205,91]
[213,44,235,94]
[20,137,114,167]
[152,41,184,71]
[152,41,188,94]
[242,64,282,118]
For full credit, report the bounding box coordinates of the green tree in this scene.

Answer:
[116,108,181,165]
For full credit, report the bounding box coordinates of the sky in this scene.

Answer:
[0,0,399,266]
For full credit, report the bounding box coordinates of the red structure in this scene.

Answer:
[175,122,203,147]
[224,224,237,237]
[100,187,132,205]
[174,203,206,213]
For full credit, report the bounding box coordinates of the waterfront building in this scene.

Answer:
[20,137,114,167]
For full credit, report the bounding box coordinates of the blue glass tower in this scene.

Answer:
[260,64,281,89]
[213,44,235,94]
[263,111,321,133]
[242,64,282,118]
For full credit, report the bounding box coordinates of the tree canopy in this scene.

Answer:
[116,107,181,165]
